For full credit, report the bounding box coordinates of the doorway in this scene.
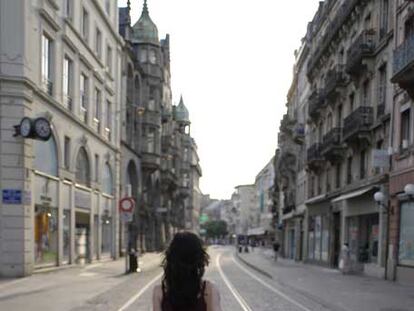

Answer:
[75,211,90,264]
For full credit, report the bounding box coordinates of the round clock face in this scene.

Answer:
[20,117,32,138]
[34,117,52,140]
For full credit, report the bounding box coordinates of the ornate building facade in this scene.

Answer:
[274,0,395,279]
[0,0,123,276]
[118,1,202,252]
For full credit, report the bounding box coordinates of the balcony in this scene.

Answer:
[308,90,325,120]
[141,151,161,172]
[142,110,161,127]
[391,33,414,98]
[343,106,373,143]
[292,123,305,145]
[324,65,346,102]
[306,0,364,79]
[377,103,385,119]
[306,143,324,171]
[321,128,344,162]
[345,29,376,76]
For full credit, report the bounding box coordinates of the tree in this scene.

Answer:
[203,220,228,239]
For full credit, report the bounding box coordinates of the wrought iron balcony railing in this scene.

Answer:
[307,143,323,163]
[345,29,376,75]
[321,128,342,154]
[308,90,325,119]
[324,65,346,99]
[343,106,373,141]
[307,0,364,78]
[393,32,414,78]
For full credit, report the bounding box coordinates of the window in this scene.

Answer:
[82,8,89,42]
[401,109,411,149]
[64,136,71,169]
[147,128,155,153]
[360,150,366,179]
[327,113,333,131]
[63,56,73,110]
[347,157,353,184]
[76,147,90,186]
[102,163,113,195]
[106,45,112,74]
[95,28,102,58]
[94,154,99,182]
[380,0,389,38]
[335,163,341,189]
[405,17,414,39]
[105,0,110,15]
[337,104,343,128]
[149,50,156,64]
[362,80,370,106]
[106,100,112,130]
[94,88,101,122]
[349,93,355,113]
[41,34,53,95]
[34,136,58,176]
[378,65,387,116]
[65,0,73,20]
[399,202,414,266]
[140,49,147,63]
[326,169,331,193]
[80,74,88,122]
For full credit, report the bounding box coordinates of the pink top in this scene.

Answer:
[152,280,222,311]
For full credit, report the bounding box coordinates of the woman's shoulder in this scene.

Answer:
[204,280,219,295]
[153,284,163,299]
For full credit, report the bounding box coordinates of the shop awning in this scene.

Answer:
[305,194,326,205]
[247,227,265,236]
[331,186,375,203]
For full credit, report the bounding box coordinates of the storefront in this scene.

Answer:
[74,188,92,264]
[101,196,113,257]
[305,196,331,266]
[332,186,386,278]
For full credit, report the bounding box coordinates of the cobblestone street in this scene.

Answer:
[1,246,413,310]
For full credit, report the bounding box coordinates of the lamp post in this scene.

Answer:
[373,190,388,280]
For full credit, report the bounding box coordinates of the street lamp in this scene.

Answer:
[373,191,387,212]
[404,184,414,199]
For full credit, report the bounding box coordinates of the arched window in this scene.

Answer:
[34,135,58,176]
[76,147,90,186]
[127,160,138,198]
[102,163,113,195]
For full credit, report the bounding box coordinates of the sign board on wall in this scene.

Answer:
[75,189,91,209]
[372,149,390,168]
[2,189,22,204]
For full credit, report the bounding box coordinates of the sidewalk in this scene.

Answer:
[237,247,414,311]
[0,252,162,287]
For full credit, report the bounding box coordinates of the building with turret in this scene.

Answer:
[118,1,202,251]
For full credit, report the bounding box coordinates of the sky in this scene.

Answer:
[118,0,321,200]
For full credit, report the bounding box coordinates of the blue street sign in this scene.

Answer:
[2,189,22,204]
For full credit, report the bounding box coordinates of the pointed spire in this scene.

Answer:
[179,95,184,105]
[143,0,149,15]
[127,0,131,12]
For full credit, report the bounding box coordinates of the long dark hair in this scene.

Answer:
[162,232,210,309]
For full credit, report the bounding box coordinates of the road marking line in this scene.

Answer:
[216,253,253,311]
[117,272,163,311]
[232,255,312,311]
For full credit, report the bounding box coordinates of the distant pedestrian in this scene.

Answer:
[339,243,351,274]
[152,232,222,311]
[273,242,280,261]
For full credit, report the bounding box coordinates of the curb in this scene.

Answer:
[235,251,273,279]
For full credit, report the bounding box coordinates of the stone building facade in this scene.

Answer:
[388,0,414,284]
[118,1,202,252]
[0,0,122,276]
[274,0,396,279]
[0,0,203,277]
